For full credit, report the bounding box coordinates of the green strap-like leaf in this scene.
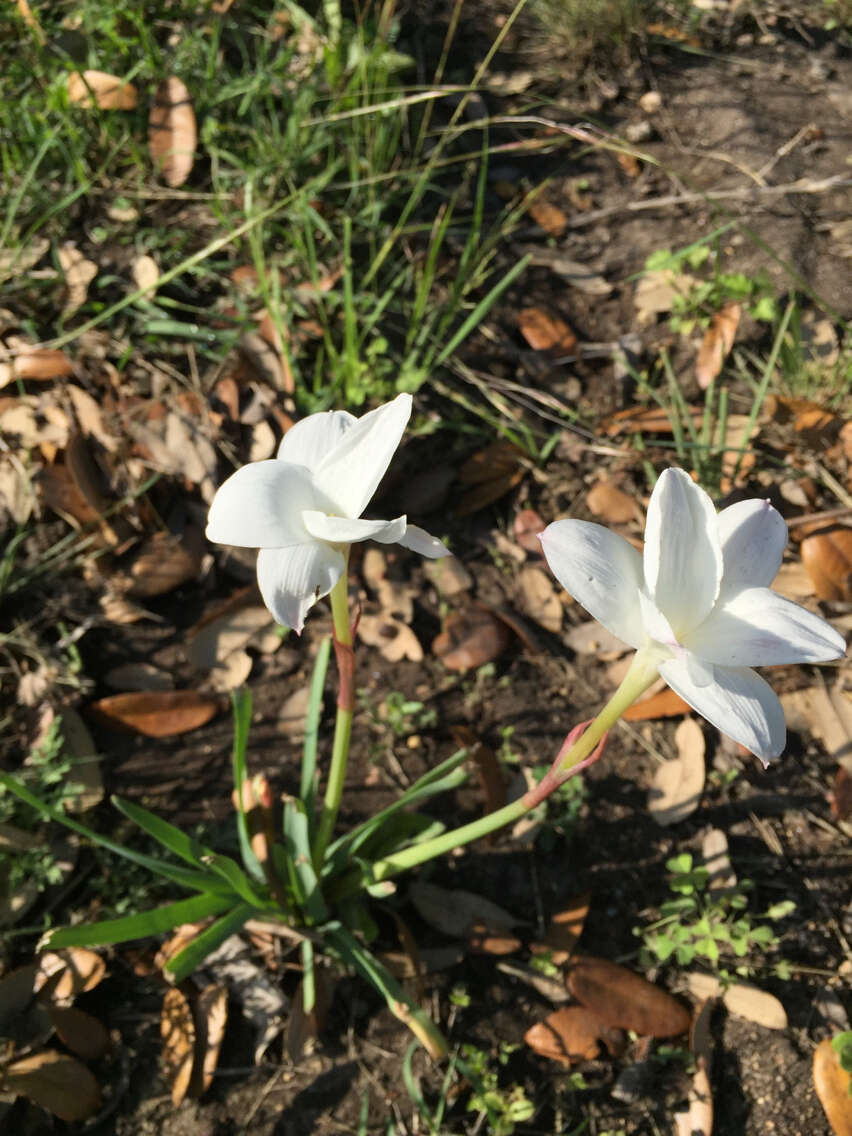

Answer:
[43,893,234,949]
[164,903,255,984]
[283,799,328,923]
[0,773,227,894]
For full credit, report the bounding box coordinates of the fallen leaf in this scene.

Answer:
[602,403,703,437]
[456,441,526,516]
[527,199,567,237]
[719,413,758,492]
[0,963,40,1033]
[358,612,423,662]
[58,244,98,318]
[780,681,852,767]
[452,725,506,816]
[518,248,612,295]
[204,935,286,1063]
[161,986,195,1107]
[103,662,173,693]
[518,565,562,632]
[56,706,103,812]
[468,926,523,955]
[684,973,787,1029]
[408,882,518,939]
[15,0,45,42]
[66,384,118,452]
[565,620,628,660]
[238,330,290,393]
[674,1061,713,1136]
[616,151,641,177]
[3,1050,101,1121]
[622,687,691,721]
[567,955,691,1037]
[67,70,138,110]
[13,348,75,381]
[533,894,590,964]
[188,984,227,1098]
[48,1005,110,1061]
[0,457,36,525]
[648,718,705,825]
[187,600,272,670]
[771,559,815,600]
[696,301,741,389]
[514,508,545,554]
[132,254,160,292]
[813,1038,852,1136]
[124,531,200,598]
[830,767,852,821]
[432,608,512,670]
[36,948,106,1001]
[209,647,253,692]
[586,480,638,523]
[149,77,197,187]
[518,307,577,352]
[423,556,473,596]
[89,690,219,737]
[279,684,310,738]
[525,1005,623,1066]
[286,969,333,1064]
[800,526,852,600]
[701,828,737,890]
[634,269,695,324]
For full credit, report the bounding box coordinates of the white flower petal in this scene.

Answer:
[398,524,450,558]
[716,498,787,600]
[685,651,715,688]
[256,543,345,633]
[638,590,679,647]
[540,520,646,649]
[313,393,412,519]
[276,409,356,471]
[302,511,407,546]
[659,658,786,764]
[687,586,847,666]
[206,461,318,548]
[644,468,722,638]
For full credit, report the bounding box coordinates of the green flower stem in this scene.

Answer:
[367,648,660,883]
[312,564,354,867]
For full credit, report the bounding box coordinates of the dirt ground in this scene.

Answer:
[3,5,851,1135]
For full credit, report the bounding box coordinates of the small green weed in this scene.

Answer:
[831,1031,852,1095]
[457,1043,535,1136]
[380,691,438,737]
[526,765,587,850]
[637,852,794,980]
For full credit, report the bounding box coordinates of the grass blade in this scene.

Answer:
[164,903,255,984]
[231,688,266,885]
[43,893,233,950]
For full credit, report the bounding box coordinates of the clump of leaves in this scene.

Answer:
[637,852,795,979]
[457,1043,535,1136]
[645,245,777,334]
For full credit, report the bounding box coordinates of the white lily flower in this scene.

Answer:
[206,393,449,632]
[540,468,846,764]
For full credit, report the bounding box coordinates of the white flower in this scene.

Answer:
[206,393,448,632]
[540,468,846,764]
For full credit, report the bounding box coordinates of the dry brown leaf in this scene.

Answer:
[527,199,568,237]
[408,882,517,939]
[3,1050,101,1122]
[518,565,562,633]
[622,687,690,721]
[702,828,737,891]
[586,480,638,524]
[0,456,36,525]
[567,955,691,1037]
[718,413,758,492]
[89,690,219,737]
[149,77,197,187]
[124,531,200,598]
[696,301,741,389]
[603,403,703,438]
[36,949,106,1001]
[685,973,787,1029]
[103,662,173,692]
[209,647,253,692]
[830,767,852,821]
[813,1038,852,1136]
[432,608,512,671]
[780,681,852,767]
[452,725,506,817]
[534,894,590,964]
[188,984,227,1098]
[518,307,577,352]
[55,705,103,813]
[616,151,641,177]
[0,962,40,1032]
[565,620,628,660]
[187,601,272,670]
[238,330,289,392]
[801,526,852,601]
[67,70,138,110]
[513,508,545,554]
[524,1005,622,1066]
[674,1061,713,1136]
[358,613,423,662]
[455,440,526,516]
[58,244,98,318]
[468,927,523,955]
[634,269,695,324]
[249,419,276,462]
[771,559,815,601]
[423,556,473,596]
[285,969,332,1064]
[161,986,195,1107]
[13,348,75,381]
[48,1005,110,1061]
[15,0,45,41]
[132,254,160,292]
[648,718,705,826]
[66,384,118,452]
